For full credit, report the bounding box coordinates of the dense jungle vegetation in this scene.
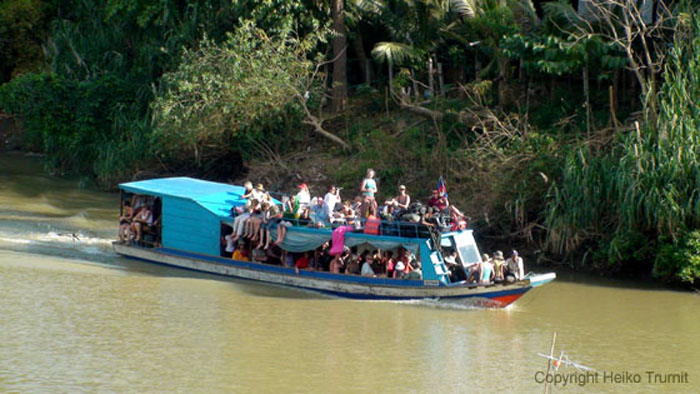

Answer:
[1,0,699,285]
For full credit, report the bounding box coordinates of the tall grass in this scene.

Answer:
[544,9,700,282]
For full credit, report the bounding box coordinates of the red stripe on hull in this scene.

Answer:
[490,293,524,306]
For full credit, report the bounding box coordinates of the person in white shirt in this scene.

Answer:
[506,250,525,280]
[361,259,376,277]
[295,183,311,217]
[324,185,341,219]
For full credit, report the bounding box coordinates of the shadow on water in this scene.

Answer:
[530,263,687,293]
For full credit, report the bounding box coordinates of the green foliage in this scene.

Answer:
[0,72,141,177]
[655,231,700,284]
[543,9,700,283]
[0,0,51,81]
[152,21,326,163]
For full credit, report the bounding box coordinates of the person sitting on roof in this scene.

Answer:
[244,201,268,242]
[257,204,280,249]
[295,183,311,217]
[310,197,330,228]
[131,204,153,242]
[232,198,258,242]
[448,205,468,231]
[363,206,381,235]
[119,200,134,242]
[385,185,411,218]
[241,181,254,202]
[252,183,267,202]
[427,189,448,212]
[324,185,341,218]
[359,168,378,218]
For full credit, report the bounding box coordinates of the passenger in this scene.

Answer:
[338,200,354,224]
[131,194,148,212]
[223,231,235,258]
[316,242,332,271]
[444,251,466,282]
[258,205,281,249]
[232,241,249,261]
[449,205,468,230]
[352,196,363,213]
[131,205,153,241]
[345,254,361,275]
[232,198,258,241]
[393,261,405,279]
[384,251,395,278]
[363,206,381,235]
[479,254,495,284]
[360,256,376,277]
[492,250,506,281]
[252,183,267,202]
[243,201,265,240]
[310,197,330,228]
[405,260,422,280]
[324,185,341,219]
[385,185,411,217]
[359,168,378,218]
[295,183,311,217]
[295,252,311,270]
[371,249,384,275]
[505,250,525,281]
[119,200,134,242]
[427,189,449,212]
[241,181,255,201]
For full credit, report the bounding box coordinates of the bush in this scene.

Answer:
[654,231,700,284]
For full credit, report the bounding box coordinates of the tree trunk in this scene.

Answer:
[352,31,369,83]
[331,0,347,113]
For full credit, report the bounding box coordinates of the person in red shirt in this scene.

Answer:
[427,189,448,212]
[295,252,311,269]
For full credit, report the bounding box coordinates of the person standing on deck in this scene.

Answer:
[359,169,378,218]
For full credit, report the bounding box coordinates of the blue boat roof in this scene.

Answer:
[119,177,279,219]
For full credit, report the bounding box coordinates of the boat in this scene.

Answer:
[113,177,555,307]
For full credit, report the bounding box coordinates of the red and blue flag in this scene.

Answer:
[437,176,448,200]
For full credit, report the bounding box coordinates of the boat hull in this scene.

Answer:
[113,242,553,307]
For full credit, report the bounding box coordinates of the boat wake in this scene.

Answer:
[0,228,118,265]
[396,297,518,311]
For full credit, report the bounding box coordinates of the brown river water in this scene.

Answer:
[1,152,698,393]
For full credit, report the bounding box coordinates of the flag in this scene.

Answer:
[437,176,448,200]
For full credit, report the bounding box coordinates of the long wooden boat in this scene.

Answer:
[113,177,555,307]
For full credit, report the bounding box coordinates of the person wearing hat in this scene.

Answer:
[492,250,506,281]
[252,183,267,202]
[506,250,524,280]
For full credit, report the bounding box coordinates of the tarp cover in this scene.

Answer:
[270,227,420,254]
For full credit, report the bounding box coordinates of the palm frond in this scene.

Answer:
[371,41,416,65]
[450,0,477,19]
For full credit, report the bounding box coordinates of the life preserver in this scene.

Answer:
[363,215,381,235]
